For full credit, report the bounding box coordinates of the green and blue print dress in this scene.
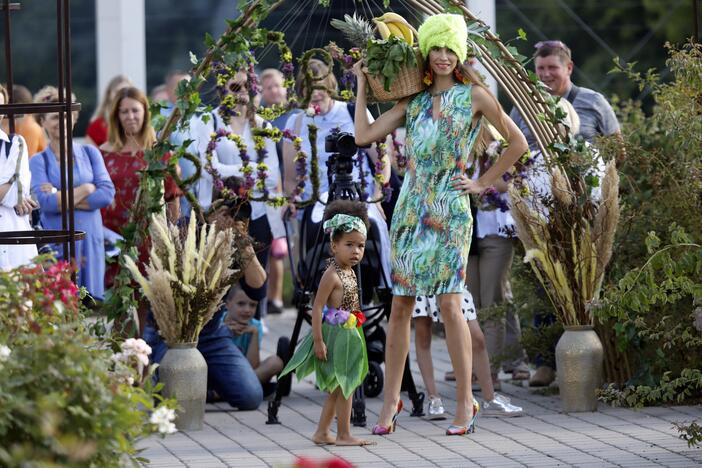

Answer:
[390,84,481,296]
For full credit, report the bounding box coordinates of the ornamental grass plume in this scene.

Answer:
[124,210,239,345]
[509,140,620,327]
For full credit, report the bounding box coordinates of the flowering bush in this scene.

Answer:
[0,258,176,465]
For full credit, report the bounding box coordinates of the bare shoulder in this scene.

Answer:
[471,84,494,109]
[321,264,342,286]
[393,96,412,114]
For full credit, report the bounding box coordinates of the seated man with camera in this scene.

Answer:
[143,178,271,410]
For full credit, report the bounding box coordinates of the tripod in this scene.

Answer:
[266,150,425,426]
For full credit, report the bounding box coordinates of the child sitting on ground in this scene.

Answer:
[280,200,375,446]
[224,285,287,395]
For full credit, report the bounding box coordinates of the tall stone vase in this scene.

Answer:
[555,325,603,413]
[159,343,208,431]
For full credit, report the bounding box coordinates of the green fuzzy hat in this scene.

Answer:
[418,13,468,63]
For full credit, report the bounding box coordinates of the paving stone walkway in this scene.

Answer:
[140,310,702,467]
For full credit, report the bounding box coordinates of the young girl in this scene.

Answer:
[280,200,375,446]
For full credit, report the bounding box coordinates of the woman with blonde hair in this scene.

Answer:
[100,86,180,293]
[30,85,115,299]
[353,13,527,436]
[85,74,132,147]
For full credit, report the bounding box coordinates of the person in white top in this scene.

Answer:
[282,59,385,203]
[189,70,282,323]
[0,84,38,270]
[282,59,392,289]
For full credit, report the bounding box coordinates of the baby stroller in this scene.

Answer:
[266,201,425,426]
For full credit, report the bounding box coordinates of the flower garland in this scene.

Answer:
[374,140,393,202]
[323,307,366,329]
[390,130,407,170]
[203,127,288,207]
[282,129,307,200]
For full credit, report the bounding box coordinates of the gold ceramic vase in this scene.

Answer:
[555,325,603,412]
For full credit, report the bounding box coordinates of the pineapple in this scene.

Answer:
[330,13,374,48]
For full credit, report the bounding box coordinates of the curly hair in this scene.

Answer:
[323,200,370,241]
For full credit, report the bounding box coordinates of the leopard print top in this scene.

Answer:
[328,258,360,311]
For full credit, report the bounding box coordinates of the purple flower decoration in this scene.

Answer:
[323,307,350,326]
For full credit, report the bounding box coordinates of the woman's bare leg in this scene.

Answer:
[375,295,415,427]
[438,293,474,426]
[415,316,439,398]
[469,319,494,401]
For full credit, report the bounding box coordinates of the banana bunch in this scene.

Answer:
[373,12,414,45]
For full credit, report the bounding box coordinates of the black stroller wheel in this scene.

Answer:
[364,361,384,398]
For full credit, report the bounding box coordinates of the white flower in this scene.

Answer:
[0,345,11,362]
[121,338,152,367]
[486,140,502,158]
[305,107,316,117]
[150,406,177,434]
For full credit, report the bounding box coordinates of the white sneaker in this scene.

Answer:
[427,396,446,420]
[481,393,523,417]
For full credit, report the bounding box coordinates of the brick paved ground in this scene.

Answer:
[140,310,702,467]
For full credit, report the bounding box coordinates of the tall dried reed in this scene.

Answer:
[124,211,238,345]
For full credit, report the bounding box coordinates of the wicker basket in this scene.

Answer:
[364,49,426,103]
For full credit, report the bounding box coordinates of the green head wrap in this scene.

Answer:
[323,214,367,238]
[417,13,468,63]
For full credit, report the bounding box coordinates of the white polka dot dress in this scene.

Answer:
[412,290,477,323]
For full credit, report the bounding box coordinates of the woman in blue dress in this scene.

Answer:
[353,14,527,435]
[30,86,115,301]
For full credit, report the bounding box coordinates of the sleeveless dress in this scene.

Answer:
[280,259,369,399]
[390,84,481,296]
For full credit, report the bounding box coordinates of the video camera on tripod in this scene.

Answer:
[325,129,363,201]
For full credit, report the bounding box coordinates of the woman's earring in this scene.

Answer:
[423,68,433,86]
[453,68,467,84]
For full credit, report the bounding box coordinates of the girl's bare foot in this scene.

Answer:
[335,435,377,446]
[312,431,336,445]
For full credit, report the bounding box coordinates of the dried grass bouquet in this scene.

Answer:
[125,210,238,345]
[508,120,620,327]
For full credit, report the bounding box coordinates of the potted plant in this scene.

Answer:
[125,210,237,430]
[331,12,425,102]
[509,113,620,412]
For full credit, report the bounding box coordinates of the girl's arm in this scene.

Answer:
[310,267,341,360]
[352,61,408,146]
[455,86,528,194]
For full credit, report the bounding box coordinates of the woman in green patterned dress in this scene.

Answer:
[353,13,527,436]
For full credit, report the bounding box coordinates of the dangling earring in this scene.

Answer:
[454,68,468,84]
[423,67,433,86]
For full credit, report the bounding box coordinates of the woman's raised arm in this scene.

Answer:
[352,61,409,146]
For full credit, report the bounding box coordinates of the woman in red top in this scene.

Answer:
[86,74,132,147]
[101,86,180,294]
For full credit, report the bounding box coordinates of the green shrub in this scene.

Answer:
[0,258,175,467]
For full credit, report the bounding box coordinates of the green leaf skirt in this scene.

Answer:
[280,323,369,399]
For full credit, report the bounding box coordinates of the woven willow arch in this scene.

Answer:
[160,0,562,160]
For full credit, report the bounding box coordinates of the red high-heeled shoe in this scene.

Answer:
[371,400,403,435]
